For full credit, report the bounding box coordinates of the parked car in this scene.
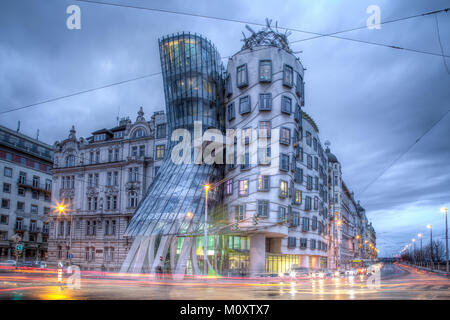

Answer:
[291,267,311,278]
[345,268,357,276]
[0,260,17,267]
[17,261,33,267]
[33,261,47,268]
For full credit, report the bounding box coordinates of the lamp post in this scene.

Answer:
[441,207,448,273]
[412,238,416,264]
[203,184,211,277]
[427,224,433,268]
[57,201,73,265]
[418,233,422,262]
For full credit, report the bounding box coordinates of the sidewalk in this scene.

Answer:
[398,263,450,278]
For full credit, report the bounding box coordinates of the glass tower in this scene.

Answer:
[121,33,225,275]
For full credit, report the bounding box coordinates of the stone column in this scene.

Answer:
[249,234,266,276]
[301,255,310,268]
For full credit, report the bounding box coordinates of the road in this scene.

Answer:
[0,263,448,300]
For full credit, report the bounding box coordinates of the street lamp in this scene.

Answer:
[55,201,73,265]
[441,207,448,273]
[427,224,433,267]
[203,184,211,276]
[418,233,422,262]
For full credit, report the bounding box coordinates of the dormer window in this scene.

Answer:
[94,133,106,142]
[114,131,124,139]
[133,128,146,138]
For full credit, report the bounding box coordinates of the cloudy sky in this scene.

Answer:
[1,0,449,256]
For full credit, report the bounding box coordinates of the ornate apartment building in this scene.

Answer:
[47,109,167,271]
[0,125,53,261]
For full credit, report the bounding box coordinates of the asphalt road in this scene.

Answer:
[0,263,448,300]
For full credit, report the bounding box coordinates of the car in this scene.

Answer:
[33,261,47,268]
[18,261,33,267]
[0,260,17,267]
[291,267,311,278]
[345,268,357,276]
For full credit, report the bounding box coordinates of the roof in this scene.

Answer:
[301,111,319,133]
[325,147,339,163]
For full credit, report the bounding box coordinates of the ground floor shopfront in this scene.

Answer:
[172,235,328,276]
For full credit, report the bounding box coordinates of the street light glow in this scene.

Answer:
[427,224,432,229]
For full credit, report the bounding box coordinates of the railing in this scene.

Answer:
[17,178,51,192]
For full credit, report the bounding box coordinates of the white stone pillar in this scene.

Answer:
[250,234,266,276]
[301,255,310,268]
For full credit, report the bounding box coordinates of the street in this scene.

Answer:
[0,263,448,300]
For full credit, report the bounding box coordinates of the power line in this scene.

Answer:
[75,0,450,59]
[359,107,450,195]
[290,8,449,45]
[0,72,162,115]
[434,14,450,74]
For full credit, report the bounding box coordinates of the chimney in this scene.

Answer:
[36,129,39,140]
[16,121,21,132]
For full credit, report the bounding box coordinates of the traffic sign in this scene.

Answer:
[68,253,73,259]
[16,244,23,251]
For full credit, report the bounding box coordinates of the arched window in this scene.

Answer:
[132,128,146,138]
[128,191,138,208]
[65,155,75,167]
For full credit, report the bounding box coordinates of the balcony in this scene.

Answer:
[29,226,40,233]
[17,178,51,194]
[15,223,28,232]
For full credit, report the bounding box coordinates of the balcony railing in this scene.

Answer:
[17,178,51,193]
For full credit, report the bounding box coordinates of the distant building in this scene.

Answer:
[0,124,53,261]
[47,109,167,271]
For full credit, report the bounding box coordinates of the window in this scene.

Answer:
[280,127,290,145]
[314,157,319,170]
[113,171,119,186]
[258,121,271,138]
[239,95,251,114]
[283,65,293,87]
[259,60,272,82]
[114,131,124,139]
[3,183,11,193]
[291,210,300,227]
[18,188,25,196]
[89,152,94,164]
[65,155,75,167]
[306,176,313,190]
[294,167,303,183]
[312,216,318,230]
[288,237,296,248]
[94,173,99,186]
[280,153,289,171]
[302,217,310,231]
[128,191,138,208]
[131,146,138,157]
[133,128,146,138]
[297,147,303,162]
[156,124,166,139]
[236,64,248,88]
[257,200,269,217]
[94,134,106,142]
[19,171,26,184]
[240,151,250,170]
[4,167,12,177]
[281,96,292,114]
[294,190,302,204]
[0,215,9,225]
[307,155,312,169]
[305,196,312,211]
[314,196,319,210]
[306,131,312,146]
[313,138,318,151]
[234,205,245,221]
[156,145,165,160]
[95,151,100,163]
[17,201,24,211]
[45,179,52,191]
[32,191,39,200]
[128,167,139,182]
[278,206,287,222]
[314,177,319,191]
[259,93,272,111]
[310,239,316,250]
[227,103,235,121]
[295,103,302,122]
[238,179,248,196]
[225,75,232,97]
[296,73,303,97]
[225,179,233,195]
[279,180,288,198]
[1,199,10,209]
[44,207,50,215]
[114,148,120,161]
[257,175,270,191]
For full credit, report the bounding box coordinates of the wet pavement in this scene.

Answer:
[0,263,448,300]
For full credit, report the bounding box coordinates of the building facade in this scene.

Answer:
[222,30,330,275]
[47,109,167,271]
[0,125,53,261]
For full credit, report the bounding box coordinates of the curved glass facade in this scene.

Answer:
[121,33,225,274]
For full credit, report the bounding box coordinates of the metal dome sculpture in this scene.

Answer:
[241,18,292,53]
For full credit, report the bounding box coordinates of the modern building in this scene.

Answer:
[0,124,53,261]
[222,27,330,276]
[47,109,167,271]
